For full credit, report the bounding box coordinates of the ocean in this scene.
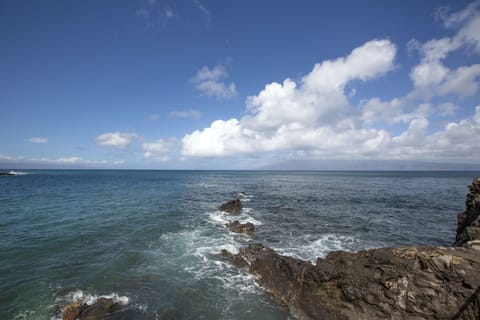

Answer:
[0,170,478,319]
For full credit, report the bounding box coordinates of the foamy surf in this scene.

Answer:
[273,233,378,263]
[58,289,130,306]
[8,171,30,175]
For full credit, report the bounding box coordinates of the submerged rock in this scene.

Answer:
[455,177,480,246]
[61,298,121,320]
[225,220,255,235]
[219,198,242,214]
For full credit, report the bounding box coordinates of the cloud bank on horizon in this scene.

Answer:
[181,2,480,163]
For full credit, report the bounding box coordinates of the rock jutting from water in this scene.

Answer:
[455,177,480,247]
[225,220,255,235]
[61,298,120,320]
[218,198,242,214]
[222,178,480,319]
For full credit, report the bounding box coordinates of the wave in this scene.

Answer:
[8,171,30,175]
[273,233,380,263]
[62,289,130,306]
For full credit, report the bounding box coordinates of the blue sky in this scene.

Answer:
[1,0,480,169]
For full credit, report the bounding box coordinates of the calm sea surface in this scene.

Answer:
[0,170,478,319]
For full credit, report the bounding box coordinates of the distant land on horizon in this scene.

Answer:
[1,160,479,171]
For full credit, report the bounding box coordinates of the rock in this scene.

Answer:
[61,298,121,320]
[225,220,255,235]
[222,180,480,319]
[0,172,15,176]
[219,198,242,214]
[455,177,480,246]
[223,243,480,320]
[61,300,86,320]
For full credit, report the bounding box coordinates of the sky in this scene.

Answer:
[1,0,480,170]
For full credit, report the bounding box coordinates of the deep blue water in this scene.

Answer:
[0,170,478,319]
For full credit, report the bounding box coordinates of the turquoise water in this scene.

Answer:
[0,170,478,319]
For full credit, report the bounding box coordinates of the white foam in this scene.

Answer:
[273,234,366,263]
[8,170,29,175]
[64,289,130,306]
[207,209,264,228]
[156,226,261,296]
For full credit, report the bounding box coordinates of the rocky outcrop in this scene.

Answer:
[0,172,15,176]
[61,298,121,320]
[455,177,480,246]
[222,178,480,319]
[225,220,255,235]
[223,243,480,320]
[219,198,242,214]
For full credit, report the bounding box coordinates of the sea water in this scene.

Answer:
[0,170,477,319]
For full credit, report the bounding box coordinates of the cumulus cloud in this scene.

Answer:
[29,137,48,144]
[183,39,397,157]
[409,3,480,96]
[95,132,137,149]
[182,22,480,163]
[169,109,202,119]
[191,64,237,98]
[142,138,177,161]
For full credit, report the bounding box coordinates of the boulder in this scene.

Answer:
[61,298,121,320]
[225,220,255,235]
[219,198,242,214]
[455,177,480,246]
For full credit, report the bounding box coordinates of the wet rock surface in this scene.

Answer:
[225,220,255,235]
[455,177,480,246]
[222,178,480,320]
[61,298,120,320]
[218,198,242,214]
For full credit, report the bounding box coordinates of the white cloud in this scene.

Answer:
[142,138,176,161]
[182,18,480,164]
[169,109,202,119]
[183,39,397,157]
[95,132,137,149]
[29,137,48,144]
[191,64,237,98]
[409,3,480,96]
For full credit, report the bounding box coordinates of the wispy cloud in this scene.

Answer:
[28,137,48,144]
[0,154,124,168]
[191,63,237,99]
[192,0,211,28]
[169,109,202,119]
[95,132,137,149]
[135,0,176,26]
[149,114,161,121]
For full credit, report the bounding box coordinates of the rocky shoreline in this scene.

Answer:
[220,178,480,319]
[60,179,480,319]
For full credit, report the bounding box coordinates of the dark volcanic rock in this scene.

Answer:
[219,198,242,214]
[61,298,122,320]
[225,220,255,235]
[223,243,480,320]
[455,177,480,246]
[222,180,480,319]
